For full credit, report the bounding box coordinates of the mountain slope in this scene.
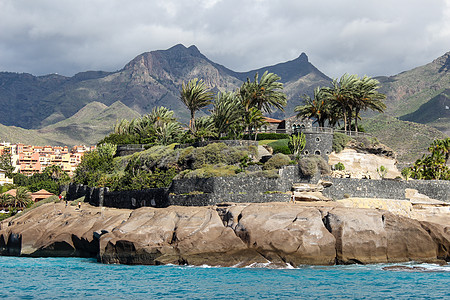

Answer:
[0,101,140,146]
[399,88,450,136]
[362,114,448,164]
[375,51,450,134]
[0,44,330,129]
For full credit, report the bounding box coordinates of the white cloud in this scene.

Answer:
[0,0,449,78]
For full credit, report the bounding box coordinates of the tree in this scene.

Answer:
[211,92,244,138]
[409,138,450,180]
[325,74,359,133]
[239,71,287,114]
[0,152,15,178]
[193,116,217,141]
[12,187,32,209]
[0,193,13,208]
[352,76,386,132]
[73,143,117,186]
[180,78,214,134]
[43,165,70,184]
[244,107,267,140]
[295,87,331,127]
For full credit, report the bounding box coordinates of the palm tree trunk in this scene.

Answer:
[190,111,195,134]
[355,108,360,133]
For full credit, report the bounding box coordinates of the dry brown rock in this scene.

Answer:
[0,203,130,257]
[1,201,448,267]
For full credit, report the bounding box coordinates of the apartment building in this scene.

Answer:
[0,142,96,177]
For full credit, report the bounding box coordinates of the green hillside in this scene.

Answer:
[376,51,450,134]
[362,114,448,164]
[0,101,140,146]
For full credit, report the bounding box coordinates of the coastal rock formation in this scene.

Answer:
[0,204,131,257]
[328,149,401,179]
[1,201,449,267]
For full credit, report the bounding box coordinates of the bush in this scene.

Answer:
[178,143,254,170]
[263,153,291,170]
[243,133,290,141]
[334,162,345,171]
[267,139,291,155]
[299,155,330,176]
[179,164,239,178]
[332,132,352,153]
[298,157,318,176]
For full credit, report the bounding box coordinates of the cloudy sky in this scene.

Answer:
[1,0,449,78]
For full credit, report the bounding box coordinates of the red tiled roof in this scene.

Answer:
[263,117,282,123]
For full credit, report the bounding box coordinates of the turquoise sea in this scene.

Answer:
[0,257,449,299]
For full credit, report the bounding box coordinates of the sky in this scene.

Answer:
[1,0,449,79]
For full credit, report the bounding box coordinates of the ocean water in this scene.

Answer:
[0,257,449,299]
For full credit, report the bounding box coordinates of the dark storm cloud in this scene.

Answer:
[0,0,449,78]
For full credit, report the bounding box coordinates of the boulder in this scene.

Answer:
[1,201,448,267]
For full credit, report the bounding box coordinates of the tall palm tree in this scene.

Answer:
[352,76,386,132]
[180,78,214,134]
[326,74,359,133]
[211,92,244,138]
[295,87,331,127]
[245,107,267,140]
[239,71,287,114]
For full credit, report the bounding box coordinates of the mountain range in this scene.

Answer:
[0,44,448,162]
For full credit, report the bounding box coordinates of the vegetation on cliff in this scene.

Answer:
[404,137,450,180]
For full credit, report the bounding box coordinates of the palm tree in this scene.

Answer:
[295,87,331,127]
[352,76,386,132]
[0,193,13,209]
[180,78,214,134]
[239,71,287,114]
[245,107,267,140]
[326,74,359,133]
[194,116,217,141]
[44,165,70,183]
[13,187,32,209]
[211,92,244,138]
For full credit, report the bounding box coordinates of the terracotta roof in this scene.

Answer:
[31,189,55,196]
[2,189,17,197]
[263,117,282,123]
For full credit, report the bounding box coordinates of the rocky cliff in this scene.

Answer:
[1,201,448,267]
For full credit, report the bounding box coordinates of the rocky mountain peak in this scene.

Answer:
[297,52,308,62]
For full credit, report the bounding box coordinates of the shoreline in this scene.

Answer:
[1,200,449,267]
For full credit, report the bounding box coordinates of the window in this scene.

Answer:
[315,137,321,142]
[315,150,321,155]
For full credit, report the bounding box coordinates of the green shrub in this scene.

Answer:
[299,155,330,176]
[334,162,345,171]
[263,153,291,170]
[243,133,290,141]
[401,167,412,181]
[298,157,318,176]
[267,139,291,154]
[180,164,239,178]
[332,132,352,153]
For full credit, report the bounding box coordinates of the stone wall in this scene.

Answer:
[116,144,146,156]
[323,177,450,201]
[175,140,258,149]
[66,165,449,209]
[302,132,333,161]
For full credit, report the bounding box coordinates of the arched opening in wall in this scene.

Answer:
[326,151,330,155]
[315,137,321,142]
[315,150,321,155]
[304,150,309,155]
